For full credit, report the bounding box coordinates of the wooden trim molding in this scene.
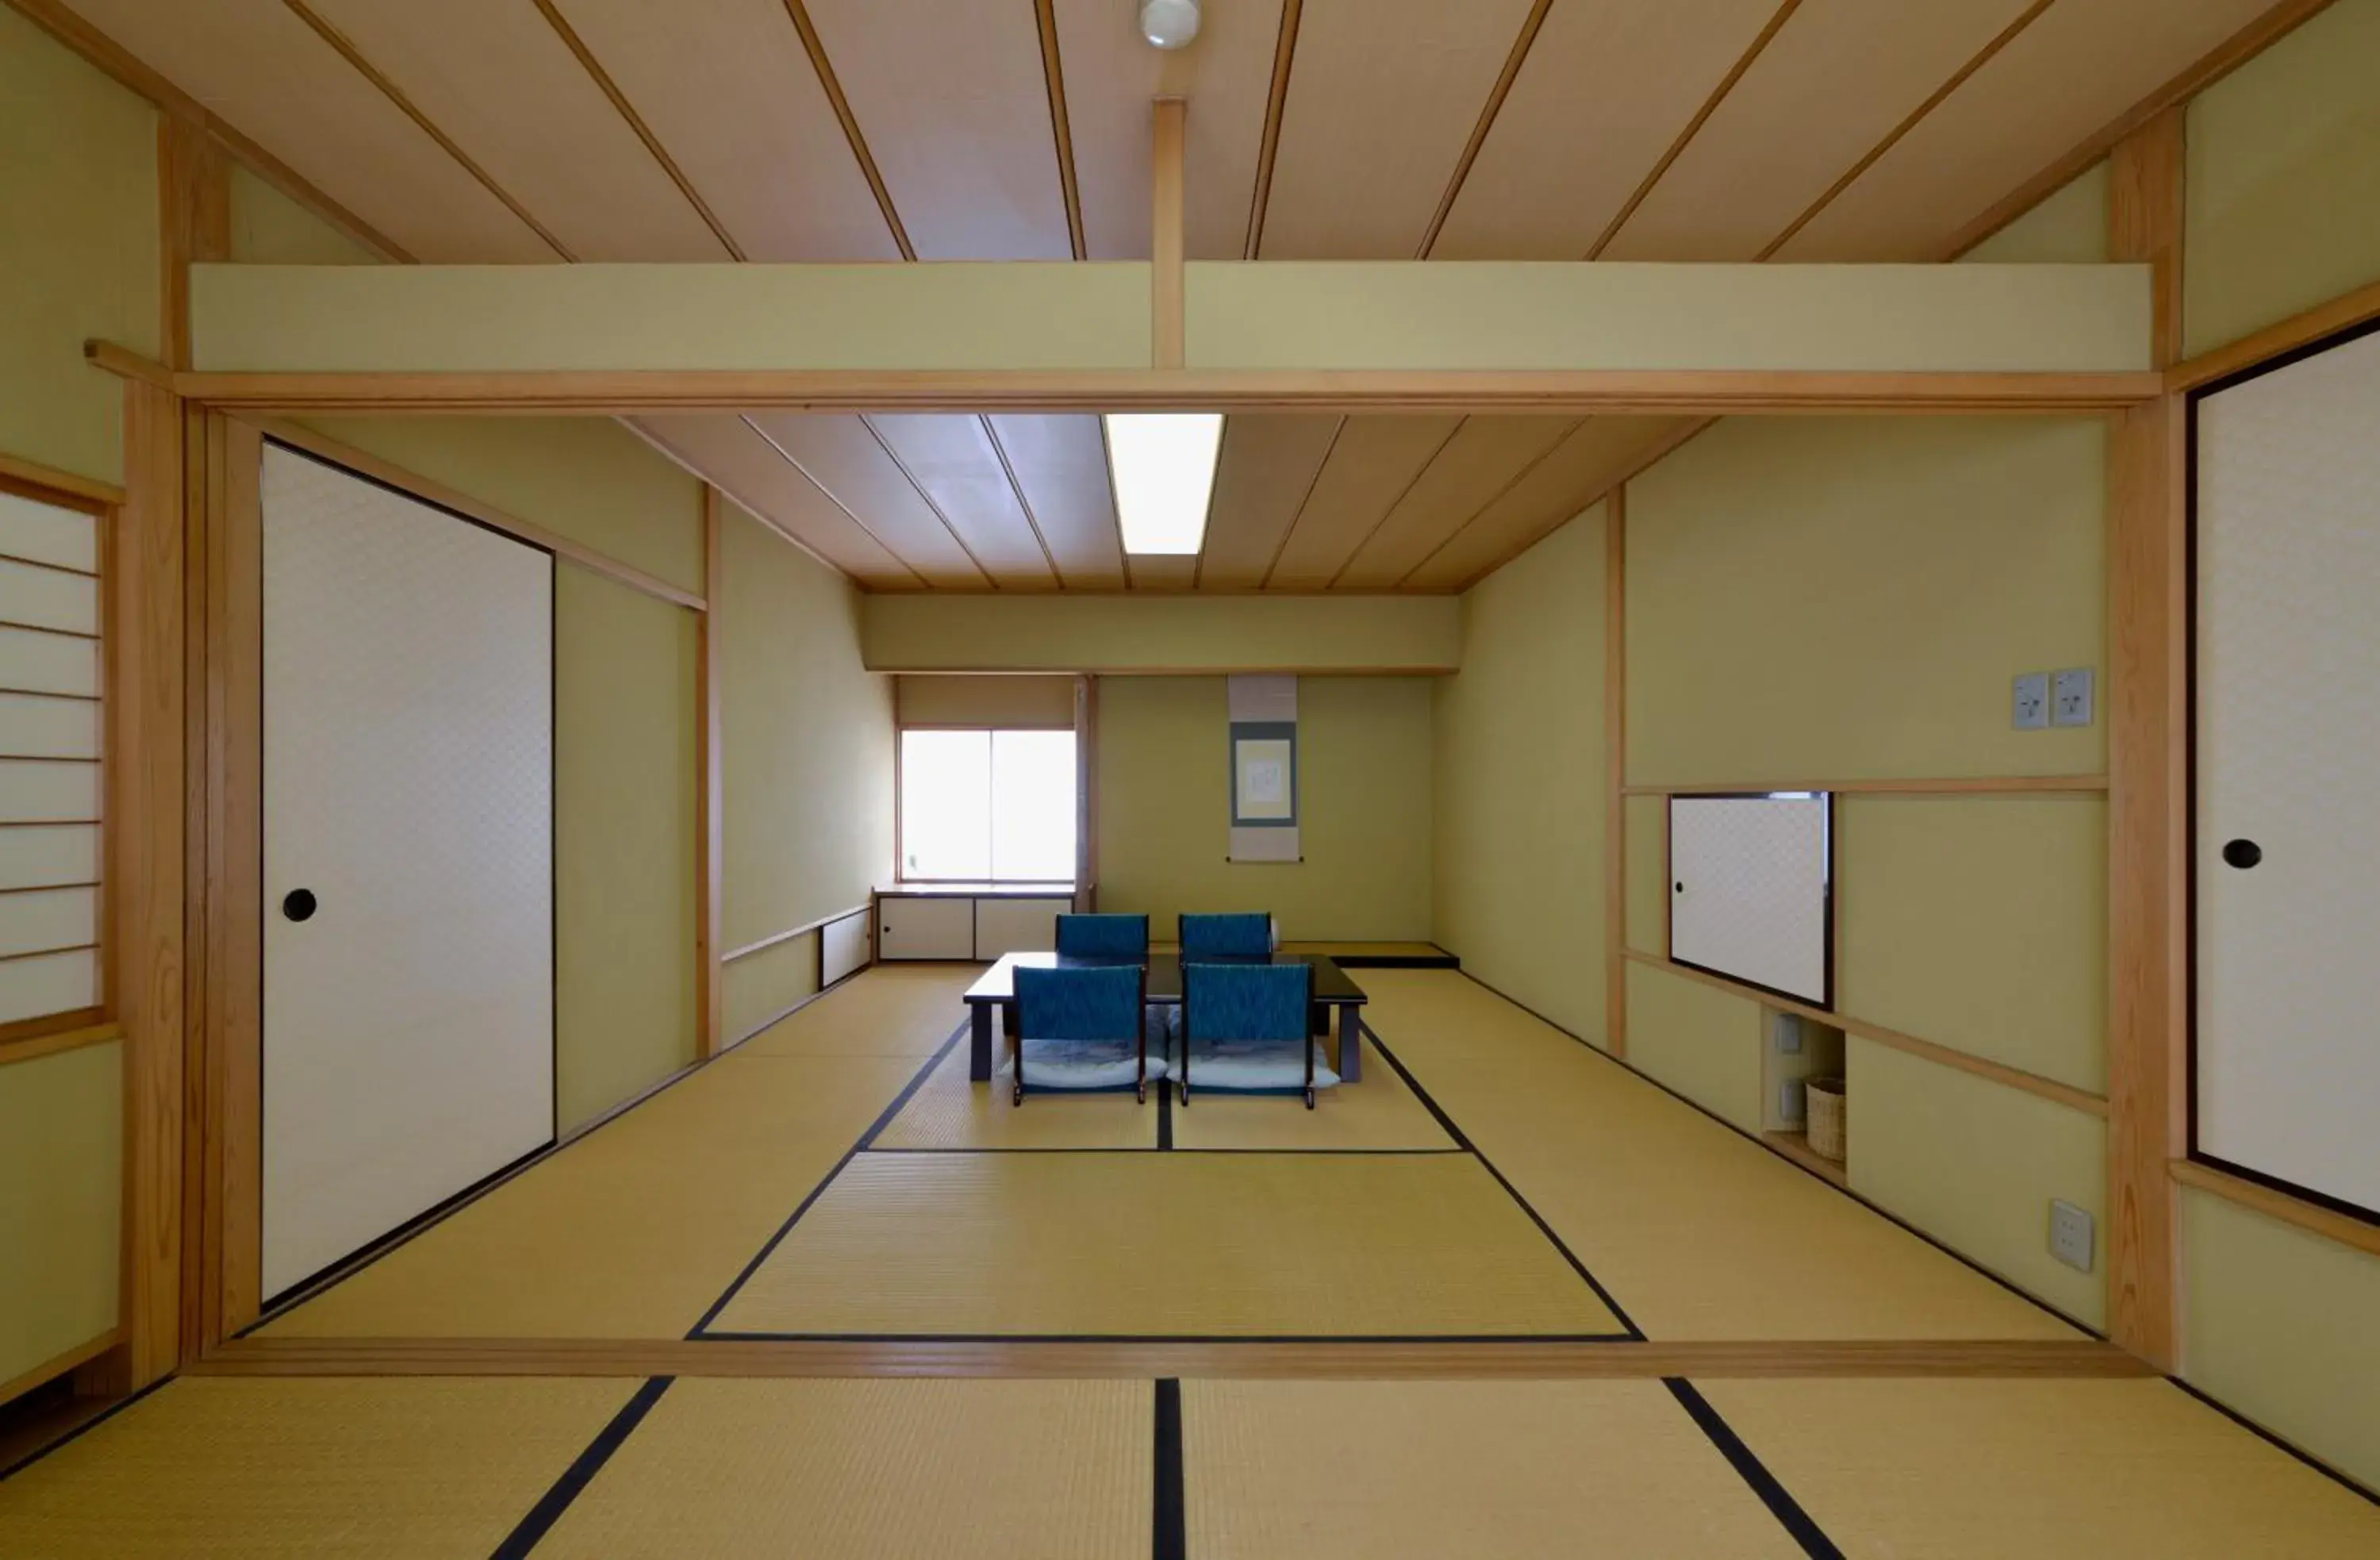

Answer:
[0,1018,117,1067]
[114,363,2169,417]
[696,490,724,1059]
[113,380,189,1390]
[0,452,122,511]
[157,117,229,373]
[239,416,706,612]
[1150,99,1186,371]
[1623,948,2110,1118]
[2170,1159,2380,1262]
[190,1333,2152,1382]
[720,904,871,966]
[2170,274,2380,394]
[1603,486,1627,1059]
[2104,105,2190,1372]
[1622,774,2109,797]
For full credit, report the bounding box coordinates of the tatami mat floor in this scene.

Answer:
[6,965,2375,1554]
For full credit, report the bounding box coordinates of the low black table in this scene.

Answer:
[962,952,1368,1083]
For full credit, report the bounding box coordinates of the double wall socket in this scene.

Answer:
[2013,668,2095,730]
[2048,1199,2095,1273]
[1772,1012,1802,1054]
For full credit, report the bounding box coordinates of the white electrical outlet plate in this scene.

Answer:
[2048,1199,2095,1273]
[2013,671,2050,730]
[1772,1012,1802,1054]
[1779,1079,1806,1123]
[2052,667,2094,727]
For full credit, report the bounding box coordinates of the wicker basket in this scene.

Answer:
[1806,1076,1847,1162]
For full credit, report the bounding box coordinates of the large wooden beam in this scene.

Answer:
[2104,111,2189,1371]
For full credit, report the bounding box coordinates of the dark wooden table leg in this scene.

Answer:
[1336,1005,1362,1082]
[970,1001,995,1082]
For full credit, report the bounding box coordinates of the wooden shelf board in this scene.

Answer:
[1764,1129,1848,1187]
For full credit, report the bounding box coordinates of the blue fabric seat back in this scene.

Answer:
[1016,963,1143,1042]
[1179,912,1272,959]
[1183,961,1311,1043]
[1054,913,1149,959]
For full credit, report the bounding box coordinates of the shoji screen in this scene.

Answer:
[2195,322,2380,1218]
[0,490,102,1032]
[1668,793,1833,1007]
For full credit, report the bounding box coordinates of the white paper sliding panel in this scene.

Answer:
[0,824,99,891]
[0,491,103,1032]
[820,909,869,986]
[1668,793,1833,1007]
[261,444,555,1298]
[2195,323,2380,1219]
[973,897,1068,959]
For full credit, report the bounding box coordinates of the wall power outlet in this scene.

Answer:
[2013,671,2050,730]
[1779,1079,1806,1124]
[1772,1012,1802,1054]
[2052,667,2095,727]
[2048,1199,2095,1273]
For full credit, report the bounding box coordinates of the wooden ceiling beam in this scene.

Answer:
[777,0,915,261]
[1415,0,1555,259]
[1241,0,1303,259]
[1031,0,1086,262]
[1151,98,1187,370]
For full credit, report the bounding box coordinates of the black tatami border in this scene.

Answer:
[1664,1378,1845,1558]
[487,1374,674,1559]
[1153,1378,1187,1560]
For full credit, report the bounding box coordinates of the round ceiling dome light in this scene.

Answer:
[1139,0,1201,50]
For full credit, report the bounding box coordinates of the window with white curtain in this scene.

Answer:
[900,728,1077,882]
[0,488,104,1032]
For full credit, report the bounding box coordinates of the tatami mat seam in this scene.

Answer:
[685,1024,965,1339]
[1154,1379,1186,1560]
[1445,967,2102,1340]
[487,1375,674,1559]
[1361,1020,1647,1342]
[2164,1376,2380,1507]
[1664,1377,1848,1558]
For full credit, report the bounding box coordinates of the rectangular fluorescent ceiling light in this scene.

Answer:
[1104,413,1222,555]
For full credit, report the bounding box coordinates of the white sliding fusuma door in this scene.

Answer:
[261,444,556,1297]
[1668,793,1832,1007]
[2195,324,2380,1219]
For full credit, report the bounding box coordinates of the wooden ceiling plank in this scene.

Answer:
[9,0,411,262]
[980,415,1064,583]
[1053,0,1281,261]
[541,0,899,263]
[1431,0,1786,260]
[1775,0,2282,261]
[1585,0,1805,259]
[63,0,557,262]
[865,414,1058,586]
[629,414,916,586]
[531,0,745,259]
[1198,414,1342,590]
[1415,0,1555,258]
[1263,416,1462,589]
[800,0,1073,259]
[1332,414,1578,589]
[1031,0,1086,260]
[1242,0,1304,259]
[1599,0,2042,262]
[1401,417,1703,591]
[1258,0,1541,259]
[1757,0,2058,260]
[301,0,732,261]
[985,415,1127,590]
[741,413,985,585]
[776,0,915,260]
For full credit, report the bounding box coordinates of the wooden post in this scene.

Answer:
[2105,108,2188,1370]
[696,488,724,1059]
[158,119,228,371]
[1151,98,1186,371]
[1603,485,1628,1057]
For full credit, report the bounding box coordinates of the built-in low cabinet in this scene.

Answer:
[875,890,1074,961]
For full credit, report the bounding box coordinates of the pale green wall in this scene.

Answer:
[1431,505,1606,1040]
[0,5,157,487]
[2186,0,2380,356]
[228,164,377,267]
[1099,675,1433,943]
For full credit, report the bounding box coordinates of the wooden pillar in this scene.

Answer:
[1603,485,1628,1057]
[159,119,229,372]
[2105,108,2188,1370]
[696,489,724,1059]
[1150,98,1186,370]
[1075,674,1099,911]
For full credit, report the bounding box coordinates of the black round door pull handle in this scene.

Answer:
[1674,881,1685,893]
[2221,839,2263,870]
[282,889,318,922]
